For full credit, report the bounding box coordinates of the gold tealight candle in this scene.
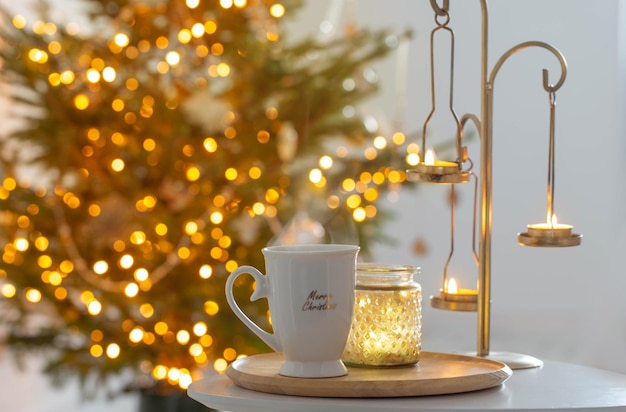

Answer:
[527,214,573,239]
[415,147,459,175]
[342,264,422,367]
[440,278,478,302]
[518,213,581,247]
[430,277,478,312]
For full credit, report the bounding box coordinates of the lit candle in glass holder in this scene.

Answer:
[527,213,572,239]
[342,264,422,367]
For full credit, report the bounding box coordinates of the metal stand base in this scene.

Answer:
[465,351,543,370]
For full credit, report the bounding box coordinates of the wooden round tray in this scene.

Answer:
[225,351,512,398]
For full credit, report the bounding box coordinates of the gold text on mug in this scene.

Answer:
[301,290,337,311]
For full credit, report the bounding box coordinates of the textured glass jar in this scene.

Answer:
[342,263,422,367]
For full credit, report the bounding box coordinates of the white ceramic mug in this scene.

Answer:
[225,244,359,378]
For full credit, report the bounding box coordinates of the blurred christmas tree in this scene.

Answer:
[0,0,416,395]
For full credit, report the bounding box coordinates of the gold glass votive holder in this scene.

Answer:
[342,263,422,367]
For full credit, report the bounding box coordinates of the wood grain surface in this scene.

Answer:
[225,351,512,398]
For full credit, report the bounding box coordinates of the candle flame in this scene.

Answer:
[446,277,458,294]
[547,213,558,228]
[424,148,436,166]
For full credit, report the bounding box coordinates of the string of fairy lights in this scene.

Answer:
[0,0,421,391]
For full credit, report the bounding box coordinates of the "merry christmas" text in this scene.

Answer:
[301,290,337,311]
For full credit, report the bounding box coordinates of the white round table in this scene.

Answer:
[188,360,626,412]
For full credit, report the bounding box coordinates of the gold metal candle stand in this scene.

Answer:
[407,0,583,370]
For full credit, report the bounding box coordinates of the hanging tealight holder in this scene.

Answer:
[407,5,471,185]
[517,83,582,247]
[430,174,480,312]
[404,4,479,311]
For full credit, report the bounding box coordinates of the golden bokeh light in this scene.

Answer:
[114,33,130,47]
[124,283,139,297]
[407,142,420,154]
[193,322,208,336]
[406,152,420,166]
[111,158,125,172]
[154,322,168,335]
[248,166,262,179]
[87,300,102,315]
[129,328,144,343]
[12,15,26,29]
[223,347,237,361]
[90,344,103,358]
[346,194,362,209]
[342,178,356,192]
[93,260,109,275]
[352,207,367,222]
[106,343,121,359]
[120,254,134,269]
[269,4,286,18]
[28,48,48,63]
[364,147,377,160]
[74,94,90,110]
[177,30,192,44]
[308,168,322,184]
[199,264,213,279]
[204,300,219,316]
[204,20,217,34]
[373,135,387,149]
[102,67,116,82]
[177,247,191,260]
[214,358,228,373]
[210,211,224,225]
[153,364,168,380]
[166,51,181,65]
[14,238,29,252]
[224,168,238,181]
[392,131,406,145]
[139,303,154,318]
[189,343,203,357]
[176,330,191,345]
[319,155,333,169]
[1,283,16,298]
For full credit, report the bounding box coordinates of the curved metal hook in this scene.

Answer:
[459,113,482,172]
[489,41,567,93]
[430,0,449,16]
[543,69,559,93]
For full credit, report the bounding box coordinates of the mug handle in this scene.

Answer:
[225,266,281,352]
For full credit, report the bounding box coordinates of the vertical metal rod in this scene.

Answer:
[547,91,557,223]
[468,0,567,360]
[471,172,480,266]
[443,185,456,289]
[477,0,491,358]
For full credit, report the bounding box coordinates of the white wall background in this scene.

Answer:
[0,1,624,411]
